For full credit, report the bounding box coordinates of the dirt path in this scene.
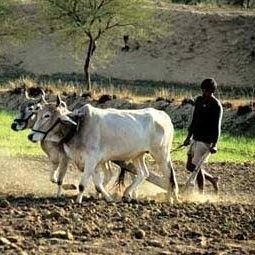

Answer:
[0,156,255,254]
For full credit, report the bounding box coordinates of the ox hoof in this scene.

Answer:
[131,191,138,200]
[50,173,58,184]
[105,196,114,203]
[172,191,180,203]
[122,195,133,203]
[168,197,174,205]
[76,195,83,204]
[50,178,58,184]
[55,193,63,198]
[93,193,102,200]
[168,194,180,204]
[62,184,77,190]
[174,196,180,203]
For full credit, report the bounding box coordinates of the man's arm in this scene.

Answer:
[210,101,223,153]
[183,98,199,146]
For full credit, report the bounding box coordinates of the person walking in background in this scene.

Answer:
[183,78,223,194]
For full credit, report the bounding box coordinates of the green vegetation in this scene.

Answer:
[172,130,255,163]
[37,0,161,91]
[0,111,42,157]
[1,1,165,91]
[0,110,253,162]
[167,0,253,8]
[0,0,37,43]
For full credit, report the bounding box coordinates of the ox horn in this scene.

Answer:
[56,94,67,108]
[24,88,31,100]
[39,88,48,104]
[56,94,62,107]
[24,87,47,103]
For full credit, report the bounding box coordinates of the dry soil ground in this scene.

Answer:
[1,3,255,254]
[0,155,255,255]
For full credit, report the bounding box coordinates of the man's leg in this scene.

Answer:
[186,142,204,193]
[193,142,220,194]
[186,156,204,194]
[196,169,205,194]
[203,171,220,194]
[186,140,195,172]
[187,141,206,194]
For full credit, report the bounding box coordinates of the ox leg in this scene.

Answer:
[56,157,69,198]
[92,162,113,199]
[93,168,113,202]
[152,151,178,203]
[158,161,174,204]
[167,159,179,202]
[123,156,147,201]
[130,174,138,199]
[159,160,178,204]
[102,162,114,189]
[93,170,103,200]
[76,159,97,204]
[49,161,59,184]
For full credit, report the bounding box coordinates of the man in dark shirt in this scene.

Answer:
[183,78,223,194]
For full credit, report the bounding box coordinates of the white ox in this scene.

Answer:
[12,91,114,198]
[28,96,179,203]
[11,91,69,195]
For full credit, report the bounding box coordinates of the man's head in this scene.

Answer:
[201,78,217,93]
[201,78,217,98]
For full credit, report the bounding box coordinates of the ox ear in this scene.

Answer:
[60,115,77,126]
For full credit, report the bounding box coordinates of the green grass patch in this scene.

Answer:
[173,130,255,163]
[0,110,254,162]
[0,110,42,157]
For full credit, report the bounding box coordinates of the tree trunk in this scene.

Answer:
[84,38,96,91]
[84,66,91,91]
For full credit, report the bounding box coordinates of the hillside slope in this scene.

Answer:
[0,5,255,87]
[98,5,255,87]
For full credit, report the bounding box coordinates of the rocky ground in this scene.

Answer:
[0,156,255,255]
[0,87,254,254]
[1,3,255,253]
[1,86,255,137]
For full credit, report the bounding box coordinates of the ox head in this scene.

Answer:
[11,88,47,131]
[27,95,76,143]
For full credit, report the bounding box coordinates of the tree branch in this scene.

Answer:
[47,0,83,27]
[89,0,113,27]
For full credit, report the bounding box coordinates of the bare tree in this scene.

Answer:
[38,0,157,91]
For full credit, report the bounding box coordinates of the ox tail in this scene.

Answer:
[113,161,128,191]
[113,161,138,192]
[115,167,127,191]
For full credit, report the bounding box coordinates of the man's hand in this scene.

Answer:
[210,146,217,154]
[183,137,191,147]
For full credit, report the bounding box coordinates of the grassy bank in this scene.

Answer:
[0,110,254,163]
[173,130,255,163]
[0,110,42,157]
